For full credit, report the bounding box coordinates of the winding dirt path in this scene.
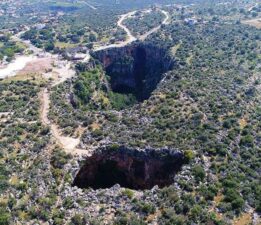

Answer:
[12,29,43,55]
[139,9,170,41]
[12,29,92,156]
[94,11,137,51]
[39,58,92,156]
[40,87,90,156]
[81,1,97,10]
[94,9,170,51]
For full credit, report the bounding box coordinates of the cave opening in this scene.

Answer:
[92,43,174,102]
[73,147,185,190]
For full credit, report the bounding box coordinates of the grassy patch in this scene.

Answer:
[242,18,261,29]
[171,42,182,56]
[233,212,252,225]
[3,73,46,84]
[55,41,77,49]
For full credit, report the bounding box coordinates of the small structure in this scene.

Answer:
[65,47,89,61]
[184,17,198,25]
[72,53,87,60]
[35,24,46,30]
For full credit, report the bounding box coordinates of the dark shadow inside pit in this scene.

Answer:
[73,147,184,190]
[92,43,174,101]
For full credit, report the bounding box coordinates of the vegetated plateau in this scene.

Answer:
[0,0,260,224]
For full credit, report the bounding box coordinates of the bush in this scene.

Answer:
[231,198,244,210]
[137,202,155,214]
[109,144,120,151]
[189,205,203,220]
[122,189,134,199]
[192,165,205,182]
[224,189,244,210]
[51,149,71,169]
[70,214,85,225]
[54,218,64,225]
[0,209,10,225]
[63,197,74,209]
[184,150,194,162]
[160,208,185,225]
[114,215,146,225]
[160,186,179,203]
[240,135,254,147]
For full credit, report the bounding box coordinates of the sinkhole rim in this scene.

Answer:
[91,42,174,103]
[72,147,185,191]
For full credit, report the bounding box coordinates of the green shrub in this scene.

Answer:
[192,165,205,182]
[184,150,194,162]
[0,208,10,225]
[122,189,134,199]
[240,135,254,147]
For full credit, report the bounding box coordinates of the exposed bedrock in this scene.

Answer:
[73,147,185,190]
[92,43,175,101]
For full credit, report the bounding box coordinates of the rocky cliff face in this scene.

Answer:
[73,147,184,190]
[92,42,175,101]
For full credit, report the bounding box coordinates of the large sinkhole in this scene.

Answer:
[73,147,185,190]
[92,43,174,101]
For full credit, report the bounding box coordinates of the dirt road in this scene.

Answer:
[40,88,90,156]
[139,9,170,41]
[94,9,170,50]
[94,11,137,51]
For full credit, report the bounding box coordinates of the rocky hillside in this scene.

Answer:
[49,10,261,224]
[0,1,260,224]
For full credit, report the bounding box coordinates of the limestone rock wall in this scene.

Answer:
[92,42,175,101]
[73,147,184,190]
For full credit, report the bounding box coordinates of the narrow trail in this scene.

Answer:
[40,86,90,157]
[94,9,170,51]
[85,1,97,10]
[139,9,170,41]
[12,29,43,55]
[11,29,92,156]
[78,0,97,10]
[93,11,137,51]
[161,9,171,25]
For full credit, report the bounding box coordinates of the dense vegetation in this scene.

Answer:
[73,67,137,110]
[0,0,260,224]
[0,35,25,62]
[1,0,173,51]
[49,66,137,136]
[123,10,165,36]
[49,1,261,224]
[0,81,50,223]
[21,22,126,53]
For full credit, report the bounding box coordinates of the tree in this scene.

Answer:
[189,205,203,220]
[89,33,97,42]
[231,198,244,210]
[44,42,54,51]
[240,134,254,147]
[224,189,244,210]
[74,80,90,104]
